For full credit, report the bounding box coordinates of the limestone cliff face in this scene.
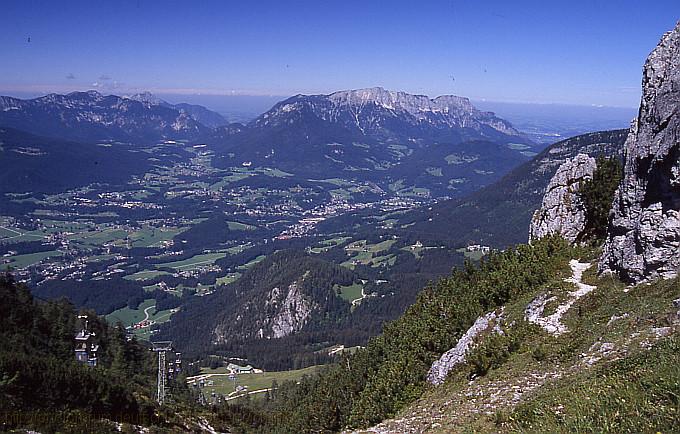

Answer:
[600,22,680,283]
[245,279,316,340]
[268,281,314,339]
[529,154,597,243]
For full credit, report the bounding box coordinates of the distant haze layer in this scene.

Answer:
[474,100,636,144]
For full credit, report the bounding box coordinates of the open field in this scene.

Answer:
[0,226,46,243]
[2,250,62,270]
[258,167,293,178]
[225,243,252,255]
[226,221,256,231]
[72,228,129,247]
[321,236,351,246]
[456,247,487,261]
[106,298,177,340]
[85,253,119,263]
[310,236,351,254]
[402,244,424,259]
[106,298,156,327]
[369,254,396,267]
[336,283,364,303]
[124,269,173,281]
[342,239,398,269]
[197,365,323,397]
[209,173,252,191]
[128,227,186,247]
[0,226,23,239]
[216,272,242,286]
[367,239,397,252]
[155,252,227,271]
[236,255,266,270]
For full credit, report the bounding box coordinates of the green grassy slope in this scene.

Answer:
[366,248,680,433]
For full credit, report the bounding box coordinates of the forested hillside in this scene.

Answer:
[212,236,573,432]
[0,127,169,194]
[161,250,359,369]
[0,273,201,432]
[395,129,628,247]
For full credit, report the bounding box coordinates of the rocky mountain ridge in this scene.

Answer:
[0,90,210,142]
[251,87,524,143]
[126,91,228,128]
[224,278,316,342]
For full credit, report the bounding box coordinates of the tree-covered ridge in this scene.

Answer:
[216,236,572,432]
[159,250,357,366]
[393,129,627,247]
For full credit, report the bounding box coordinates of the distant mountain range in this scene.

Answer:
[0,88,538,200]
[125,91,228,128]
[210,87,536,196]
[0,91,216,143]
[252,87,524,142]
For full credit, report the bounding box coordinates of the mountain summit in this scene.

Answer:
[125,92,228,128]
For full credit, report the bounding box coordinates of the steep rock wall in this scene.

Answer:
[600,22,680,283]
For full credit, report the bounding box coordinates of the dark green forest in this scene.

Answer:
[159,245,465,371]
[0,274,194,432]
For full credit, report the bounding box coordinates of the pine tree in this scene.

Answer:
[579,156,623,241]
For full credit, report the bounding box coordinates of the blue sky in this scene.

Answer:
[0,0,677,107]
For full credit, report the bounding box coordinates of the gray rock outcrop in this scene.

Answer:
[427,309,503,386]
[529,153,597,243]
[600,22,680,283]
[269,281,313,339]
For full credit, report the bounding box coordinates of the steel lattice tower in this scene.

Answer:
[152,341,173,405]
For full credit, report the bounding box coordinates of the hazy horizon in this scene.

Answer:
[0,87,642,109]
[2,1,678,107]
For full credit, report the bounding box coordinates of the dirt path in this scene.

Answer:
[142,304,156,322]
[352,287,367,307]
[224,388,274,401]
[526,260,596,335]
